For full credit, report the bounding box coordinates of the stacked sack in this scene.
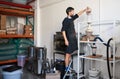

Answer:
[0,38,34,61]
[18,39,34,55]
[24,25,33,36]
[6,27,17,35]
[0,30,6,35]
[0,44,17,61]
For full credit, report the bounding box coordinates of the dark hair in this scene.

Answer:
[66,7,74,15]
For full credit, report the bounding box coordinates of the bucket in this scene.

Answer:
[0,65,13,74]
[2,69,22,79]
[17,55,26,67]
[89,69,100,79]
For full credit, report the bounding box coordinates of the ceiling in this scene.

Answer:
[3,0,35,5]
[39,0,65,7]
[1,0,65,8]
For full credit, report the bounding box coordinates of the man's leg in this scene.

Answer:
[65,53,71,71]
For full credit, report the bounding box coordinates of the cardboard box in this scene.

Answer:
[24,30,33,35]
[25,25,32,30]
[25,25,32,28]
[24,32,33,36]
[25,33,33,35]
[25,30,32,33]
[0,30,6,35]
[7,31,16,35]
[25,27,32,31]
[0,15,6,30]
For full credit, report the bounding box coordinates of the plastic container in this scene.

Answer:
[89,69,100,79]
[15,23,24,35]
[12,0,27,5]
[89,76,99,79]
[0,65,13,73]
[2,69,22,79]
[17,55,26,67]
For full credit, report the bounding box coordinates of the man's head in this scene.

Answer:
[66,7,74,17]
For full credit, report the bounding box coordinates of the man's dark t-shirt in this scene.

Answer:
[61,14,79,54]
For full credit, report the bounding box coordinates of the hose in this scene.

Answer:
[93,37,113,79]
[93,37,108,46]
[106,38,113,79]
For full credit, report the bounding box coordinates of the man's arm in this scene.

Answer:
[77,7,91,16]
[72,8,87,21]
[77,9,86,16]
[62,31,69,46]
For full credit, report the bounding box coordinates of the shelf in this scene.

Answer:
[0,6,34,65]
[77,20,120,79]
[79,55,105,62]
[79,55,120,63]
[79,20,120,26]
[80,41,106,44]
[0,58,28,65]
[0,59,17,65]
[0,6,34,17]
[0,35,34,38]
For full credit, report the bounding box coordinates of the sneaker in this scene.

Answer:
[65,67,70,72]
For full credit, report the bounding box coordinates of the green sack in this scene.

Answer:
[18,49,27,55]
[0,50,17,56]
[19,39,33,45]
[19,43,33,49]
[0,55,16,61]
[0,44,17,51]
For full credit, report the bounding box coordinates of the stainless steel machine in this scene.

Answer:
[34,47,47,75]
[27,46,48,75]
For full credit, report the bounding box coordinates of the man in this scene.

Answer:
[61,7,91,71]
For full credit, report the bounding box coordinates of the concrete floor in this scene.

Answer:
[0,69,44,79]
[0,68,61,79]
[22,70,44,79]
[0,64,61,79]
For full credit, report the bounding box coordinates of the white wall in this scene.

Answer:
[100,0,120,20]
[40,0,120,60]
[39,0,120,78]
[40,0,99,59]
